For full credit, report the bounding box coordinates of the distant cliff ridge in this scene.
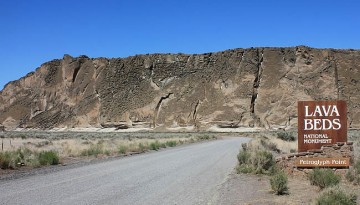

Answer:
[0,46,359,131]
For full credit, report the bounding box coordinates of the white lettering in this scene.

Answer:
[304,105,341,117]
[304,119,313,130]
[303,119,341,131]
[322,119,332,130]
[305,106,313,117]
[322,105,331,116]
[314,119,322,130]
[314,106,322,116]
[333,119,341,130]
[331,106,340,116]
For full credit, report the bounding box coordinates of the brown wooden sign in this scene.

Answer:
[295,158,350,168]
[298,101,347,152]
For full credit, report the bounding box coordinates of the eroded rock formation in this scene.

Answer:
[0,46,359,131]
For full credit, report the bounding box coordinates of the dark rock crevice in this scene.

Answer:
[192,100,200,122]
[153,93,173,127]
[72,66,81,83]
[250,48,264,114]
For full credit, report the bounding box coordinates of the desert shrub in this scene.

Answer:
[104,150,111,156]
[308,168,340,189]
[0,152,12,169]
[236,148,275,174]
[196,135,216,141]
[237,150,251,165]
[346,159,360,185]
[315,186,357,205]
[253,150,275,174]
[260,139,280,153]
[81,144,103,157]
[270,171,289,195]
[38,150,60,165]
[0,148,36,169]
[355,160,360,174]
[165,141,177,147]
[236,164,254,174]
[35,140,53,148]
[276,132,295,141]
[345,169,357,184]
[197,135,210,140]
[138,143,148,152]
[149,141,161,151]
[160,142,166,148]
[118,145,128,154]
[241,143,247,151]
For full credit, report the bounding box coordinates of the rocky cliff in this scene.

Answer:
[0,46,359,131]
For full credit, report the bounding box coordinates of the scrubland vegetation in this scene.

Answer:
[0,132,216,171]
[237,130,360,203]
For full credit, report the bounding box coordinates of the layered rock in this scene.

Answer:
[0,46,359,131]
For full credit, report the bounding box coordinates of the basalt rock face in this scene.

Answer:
[0,46,359,130]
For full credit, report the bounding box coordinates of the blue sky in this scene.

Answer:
[0,0,359,90]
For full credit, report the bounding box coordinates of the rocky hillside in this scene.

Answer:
[0,46,359,131]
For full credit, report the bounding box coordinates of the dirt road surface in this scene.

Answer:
[0,137,250,205]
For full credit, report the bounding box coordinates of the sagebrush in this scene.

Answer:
[315,186,357,205]
[308,168,340,189]
[270,171,289,195]
[237,142,275,175]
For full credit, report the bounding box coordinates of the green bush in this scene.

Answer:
[345,169,355,182]
[0,148,35,169]
[118,145,128,154]
[236,148,275,175]
[81,144,103,157]
[138,143,148,152]
[315,186,357,205]
[346,159,360,185]
[354,160,360,175]
[270,171,289,195]
[197,135,210,140]
[308,168,340,189]
[160,142,166,148]
[0,152,12,169]
[276,132,295,141]
[165,141,177,147]
[1,148,62,168]
[38,150,60,165]
[104,150,111,156]
[196,135,216,141]
[253,150,275,174]
[236,164,254,174]
[237,150,251,165]
[149,141,161,151]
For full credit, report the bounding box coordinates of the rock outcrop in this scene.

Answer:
[0,46,359,131]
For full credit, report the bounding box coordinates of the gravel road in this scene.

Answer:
[0,137,249,205]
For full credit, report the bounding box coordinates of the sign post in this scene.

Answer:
[296,100,349,168]
[298,101,347,152]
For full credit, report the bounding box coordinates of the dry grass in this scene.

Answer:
[0,133,216,162]
[244,132,297,154]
